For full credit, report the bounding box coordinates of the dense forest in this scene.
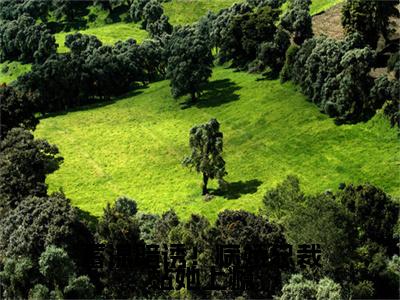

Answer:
[0,0,399,299]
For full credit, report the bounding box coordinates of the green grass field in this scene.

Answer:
[0,61,31,84]
[34,66,400,221]
[163,0,238,24]
[309,0,343,15]
[55,22,148,53]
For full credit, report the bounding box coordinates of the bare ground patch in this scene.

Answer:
[312,3,344,40]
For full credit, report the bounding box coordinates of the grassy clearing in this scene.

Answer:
[163,0,237,24]
[0,61,31,85]
[34,66,399,221]
[55,22,148,53]
[163,0,343,25]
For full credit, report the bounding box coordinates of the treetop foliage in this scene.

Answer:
[0,14,56,63]
[0,193,78,259]
[166,24,213,101]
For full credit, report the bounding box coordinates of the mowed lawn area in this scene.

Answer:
[34,66,399,221]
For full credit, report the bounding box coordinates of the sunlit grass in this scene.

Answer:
[54,22,148,53]
[35,66,399,221]
[310,0,343,15]
[0,61,31,84]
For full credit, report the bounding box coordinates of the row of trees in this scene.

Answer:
[281,34,377,123]
[277,0,399,124]
[162,0,399,123]
[2,17,214,117]
[0,0,96,24]
[0,15,56,63]
[12,33,166,114]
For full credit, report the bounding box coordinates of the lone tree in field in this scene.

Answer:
[183,119,227,195]
[166,25,213,102]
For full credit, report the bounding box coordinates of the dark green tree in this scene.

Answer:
[382,99,399,128]
[0,128,63,211]
[94,0,125,13]
[370,75,399,127]
[135,212,160,244]
[0,85,38,138]
[341,0,399,49]
[152,209,180,244]
[322,47,375,122]
[0,193,95,276]
[183,118,227,195]
[253,27,290,76]
[36,245,95,298]
[196,11,217,49]
[146,14,173,38]
[129,0,149,22]
[219,6,280,68]
[51,0,92,25]
[16,33,150,114]
[0,0,52,21]
[263,178,399,299]
[212,210,292,299]
[338,184,399,298]
[138,38,167,80]
[285,34,377,123]
[247,0,286,9]
[211,3,251,53]
[0,15,56,63]
[279,44,299,82]
[96,197,147,298]
[281,0,313,45]
[166,25,213,102]
[142,0,163,29]
[263,176,357,283]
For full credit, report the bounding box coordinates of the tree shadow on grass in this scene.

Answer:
[210,179,263,200]
[180,78,241,109]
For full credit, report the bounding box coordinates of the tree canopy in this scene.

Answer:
[0,128,63,211]
[342,0,399,49]
[183,118,227,195]
[166,25,213,102]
